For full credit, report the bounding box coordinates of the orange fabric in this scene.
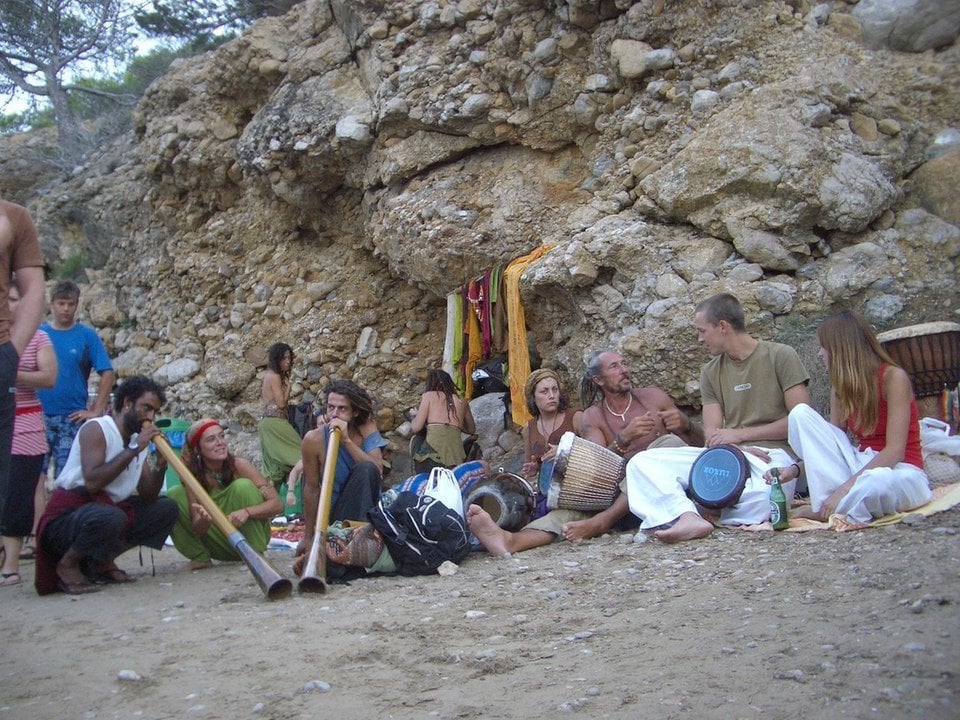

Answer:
[503,245,554,427]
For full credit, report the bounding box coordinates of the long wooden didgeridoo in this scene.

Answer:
[298,426,342,594]
[151,423,293,601]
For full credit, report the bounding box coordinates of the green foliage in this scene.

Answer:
[0,0,135,158]
[0,106,55,134]
[135,0,300,39]
[52,251,87,280]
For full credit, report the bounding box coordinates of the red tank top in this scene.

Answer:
[848,365,923,468]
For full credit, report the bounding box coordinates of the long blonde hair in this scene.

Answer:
[817,311,897,435]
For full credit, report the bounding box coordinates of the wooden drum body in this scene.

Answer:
[546,432,626,511]
[464,472,536,532]
[877,321,960,398]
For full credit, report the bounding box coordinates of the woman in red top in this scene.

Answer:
[771,311,931,523]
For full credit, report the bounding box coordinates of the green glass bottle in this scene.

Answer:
[769,468,789,530]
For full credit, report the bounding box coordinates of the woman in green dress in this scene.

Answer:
[258,343,303,496]
[168,418,281,569]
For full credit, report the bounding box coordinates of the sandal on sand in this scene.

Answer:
[1,572,22,587]
[57,579,102,595]
[20,535,36,560]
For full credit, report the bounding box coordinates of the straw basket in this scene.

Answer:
[546,432,626,511]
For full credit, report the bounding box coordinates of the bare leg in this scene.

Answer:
[187,559,214,571]
[790,505,825,521]
[467,505,554,557]
[562,494,629,543]
[1,536,21,581]
[654,511,714,544]
[30,472,47,541]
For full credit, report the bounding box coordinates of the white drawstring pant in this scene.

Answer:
[625,445,796,529]
[788,404,931,523]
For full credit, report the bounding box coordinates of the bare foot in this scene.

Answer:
[466,505,512,557]
[186,559,213,571]
[55,551,89,587]
[789,505,824,521]
[562,516,607,543]
[654,512,714,544]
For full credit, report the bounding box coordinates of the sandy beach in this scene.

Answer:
[2,500,958,720]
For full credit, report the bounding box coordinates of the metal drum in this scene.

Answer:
[687,444,748,509]
[546,432,626,511]
[464,472,536,532]
[877,321,960,398]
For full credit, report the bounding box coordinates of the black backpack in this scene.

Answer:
[368,491,470,576]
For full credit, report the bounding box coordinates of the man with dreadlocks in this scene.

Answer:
[294,380,386,570]
[467,350,699,557]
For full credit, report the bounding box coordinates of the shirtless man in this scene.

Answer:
[468,349,702,556]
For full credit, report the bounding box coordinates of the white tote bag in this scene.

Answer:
[423,466,464,519]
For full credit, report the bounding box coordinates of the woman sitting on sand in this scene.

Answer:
[767,310,932,524]
[519,368,583,495]
[410,369,476,471]
[168,419,281,569]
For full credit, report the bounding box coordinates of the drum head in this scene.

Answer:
[688,445,748,509]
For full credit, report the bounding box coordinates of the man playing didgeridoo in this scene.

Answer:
[34,375,178,594]
[468,350,703,557]
[293,380,386,575]
[625,293,810,543]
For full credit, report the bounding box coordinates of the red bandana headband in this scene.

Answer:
[189,420,222,450]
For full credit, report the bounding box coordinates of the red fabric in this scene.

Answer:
[34,488,134,595]
[189,420,221,450]
[848,364,923,469]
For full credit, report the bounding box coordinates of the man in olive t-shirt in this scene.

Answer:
[624,293,810,543]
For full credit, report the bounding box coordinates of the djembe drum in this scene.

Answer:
[464,472,536,531]
[546,432,626,511]
[877,321,960,421]
[687,444,749,509]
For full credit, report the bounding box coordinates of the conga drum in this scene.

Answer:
[546,432,626,511]
[877,321,960,398]
[464,472,536,532]
[687,445,749,509]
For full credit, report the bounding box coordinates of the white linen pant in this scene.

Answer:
[788,403,931,523]
[625,445,796,529]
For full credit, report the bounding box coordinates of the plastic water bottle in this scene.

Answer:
[769,468,789,531]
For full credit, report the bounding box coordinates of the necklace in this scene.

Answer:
[538,413,562,440]
[603,393,632,423]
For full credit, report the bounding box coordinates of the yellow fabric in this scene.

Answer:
[503,245,554,427]
[783,482,960,532]
[463,296,483,401]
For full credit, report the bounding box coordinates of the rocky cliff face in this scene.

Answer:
[3,0,959,464]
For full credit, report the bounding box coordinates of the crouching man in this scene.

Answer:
[35,375,177,594]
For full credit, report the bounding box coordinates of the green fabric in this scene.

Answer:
[258,416,302,488]
[166,478,271,563]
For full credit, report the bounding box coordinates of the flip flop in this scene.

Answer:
[20,536,36,560]
[57,579,102,595]
[0,572,22,587]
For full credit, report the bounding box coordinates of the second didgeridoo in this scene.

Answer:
[298,426,341,594]
[151,426,293,601]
